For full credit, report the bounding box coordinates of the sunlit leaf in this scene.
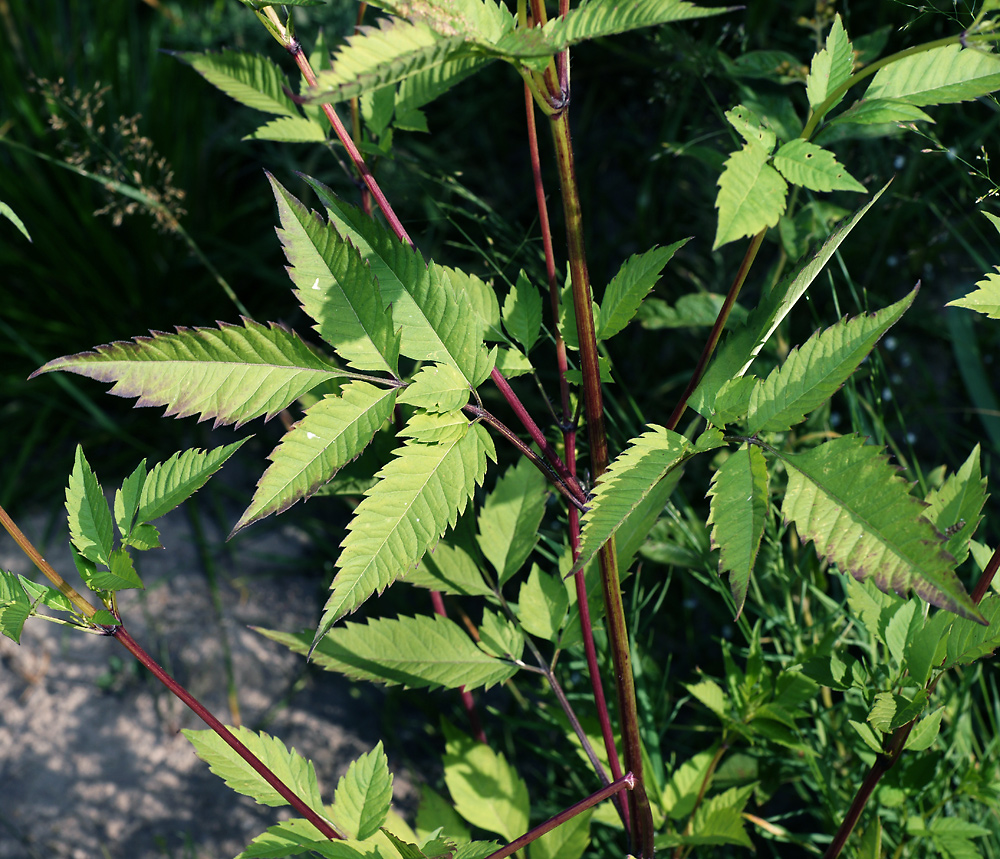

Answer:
[865,43,1000,107]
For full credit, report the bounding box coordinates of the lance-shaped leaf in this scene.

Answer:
[66,445,114,567]
[32,319,349,428]
[258,613,518,690]
[477,457,548,585]
[270,175,400,375]
[305,177,495,387]
[173,50,301,116]
[182,725,325,810]
[307,19,473,105]
[597,240,689,341]
[139,440,250,525]
[692,182,888,421]
[315,420,495,641]
[943,595,1000,668]
[865,43,1000,107]
[825,98,934,129]
[574,426,699,573]
[806,13,854,111]
[707,443,768,618]
[777,435,982,623]
[233,383,398,536]
[772,140,866,193]
[502,271,543,353]
[333,743,393,840]
[746,288,916,434]
[245,116,327,143]
[713,142,787,249]
[923,445,987,567]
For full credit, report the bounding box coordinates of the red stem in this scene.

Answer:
[111,625,344,841]
[430,590,487,743]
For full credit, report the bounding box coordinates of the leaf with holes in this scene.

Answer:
[773,140,866,193]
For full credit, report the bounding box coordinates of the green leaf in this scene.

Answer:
[597,240,689,341]
[32,319,349,429]
[307,178,494,386]
[138,440,250,524]
[685,678,728,719]
[333,743,393,840]
[574,426,698,574]
[182,725,325,810]
[904,707,945,752]
[245,116,327,142]
[923,445,987,566]
[826,98,934,127]
[518,565,570,641]
[416,785,471,843]
[948,215,1000,317]
[707,443,768,618]
[395,57,490,128]
[637,291,747,330]
[865,43,1000,107]
[315,420,494,639]
[445,265,505,343]
[258,614,518,690]
[746,288,916,434]
[17,576,75,614]
[725,104,776,152]
[88,548,144,591]
[502,271,543,353]
[943,594,1000,667]
[778,435,982,623]
[397,364,470,412]
[115,460,147,542]
[444,730,530,842]
[174,50,301,116]
[867,690,927,732]
[65,445,114,567]
[558,276,601,352]
[849,719,884,753]
[477,610,524,661]
[270,175,400,375]
[0,571,32,644]
[772,139,866,193]
[662,749,716,820]
[477,457,548,584]
[857,819,882,859]
[236,820,366,859]
[713,142,787,249]
[407,541,495,598]
[0,200,31,241]
[234,384,398,535]
[529,808,591,859]
[806,14,854,111]
[692,182,889,418]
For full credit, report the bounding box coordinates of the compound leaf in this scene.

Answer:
[234,383,398,535]
[32,319,348,429]
[746,288,916,434]
[87,547,143,592]
[865,43,1000,107]
[333,743,393,840]
[174,50,300,116]
[315,420,494,642]
[258,614,518,690]
[270,175,400,375]
[707,443,768,618]
[182,725,325,810]
[777,435,982,622]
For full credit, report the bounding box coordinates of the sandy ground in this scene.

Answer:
[0,478,410,859]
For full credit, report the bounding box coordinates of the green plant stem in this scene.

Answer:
[111,623,345,841]
[522,80,628,832]
[548,105,653,858]
[430,590,487,743]
[666,229,764,431]
[485,771,635,859]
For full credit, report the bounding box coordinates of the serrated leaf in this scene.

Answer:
[245,116,327,142]
[257,614,518,690]
[865,43,1000,107]
[518,565,569,641]
[725,104,776,153]
[849,719,884,753]
[478,610,523,660]
[662,749,716,820]
[477,457,548,585]
[416,785,471,843]
[806,14,854,111]
[943,594,1000,667]
[597,240,689,341]
[772,139,866,193]
[713,142,787,249]
[637,291,746,329]
[18,576,75,613]
[0,571,32,644]
[138,440,250,525]
[398,364,470,412]
[502,271,543,353]
[445,266,504,342]
[65,445,114,567]
[183,726,325,812]
[924,445,987,566]
[529,808,591,859]
[333,743,393,840]
[174,50,300,116]
[948,268,1000,318]
[686,678,727,718]
[32,319,350,429]
[395,56,489,126]
[707,443,768,618]
[87,548,144,592]
[867,690,926,732]
[115,460,147,541]
[904,707,944,752]
[827,98,934,127]
[574,426,697,574]
[692,182,888,418]
[270,175,400,375]
[493,345,533,377]
[407,540,495,598]
[444,731,529,842]
[236,819,366,859]
[403,410,473,444]
[778,435,982,622]
[234,384,398,535]
[746,288,916,434]
[306,178,494,386]
[315,422,495,639]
